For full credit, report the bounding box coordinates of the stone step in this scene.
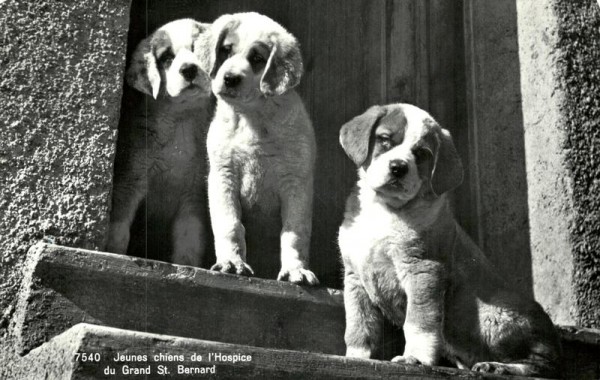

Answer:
[8,323,523,380]
[11,244,600,379]
[13,243,345,356]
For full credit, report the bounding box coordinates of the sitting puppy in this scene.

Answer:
[338,104,561,377]
[203,12,318,285]
[106,19,213,267]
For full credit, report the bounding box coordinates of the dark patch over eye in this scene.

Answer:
[249,51,265,64]
[211,31,233,78]
[219,44,233,57]
[376,134,393,150]
[158,49,175,67]
[248,49,267,72]
[412,146,430,164]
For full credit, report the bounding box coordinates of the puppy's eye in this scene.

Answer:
[219,44,233,56]
[376,135,392,150]
[250,53,265,65]
[413,147,430,164]
[158,50,175,67]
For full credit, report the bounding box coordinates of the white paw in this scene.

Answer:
[211,260,254,276]
[277,267,319,285]
[346,346,371,359]
[471,361,510,374]
[391,355,422,366]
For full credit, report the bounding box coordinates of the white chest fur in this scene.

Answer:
[340,193,420,324]
[207,96,315,212]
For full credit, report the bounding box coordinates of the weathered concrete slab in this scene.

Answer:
[9,323,522,380]
[12,243,346,355]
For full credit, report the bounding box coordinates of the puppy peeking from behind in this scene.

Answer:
[204,12,318,285]
[106,19,213,267]
[338,104,561,377]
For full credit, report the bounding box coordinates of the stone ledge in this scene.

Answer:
[10,244,600,379]
[9,323,523,380]
[12,243,345,355]
[557,325,600,346]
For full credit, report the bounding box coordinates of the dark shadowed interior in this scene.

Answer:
[117,0,474,293]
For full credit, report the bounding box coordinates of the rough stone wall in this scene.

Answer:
[554,0,600,329]
[516,1,577,325]
[517,0,600,327]
[0,0,131,350]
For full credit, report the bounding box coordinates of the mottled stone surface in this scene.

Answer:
[516,0,577,325]
[553,0,600,329]
[0,0,131,364]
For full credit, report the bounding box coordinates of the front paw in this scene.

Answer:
[346,346,371,359]
[211,260,254,276]
[471,362,509,374]
[391,355,422,366]
[277,267,319,285]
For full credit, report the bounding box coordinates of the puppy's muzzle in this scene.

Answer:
[389,159,409,179]
[223,73,242,88]
[180,64,199,82]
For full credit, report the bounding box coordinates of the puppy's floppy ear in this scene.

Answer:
[430,124,464,195]
[203,15,236,79]
[260,34,303,96]
[339,106,387,167]
[126,37,161,99]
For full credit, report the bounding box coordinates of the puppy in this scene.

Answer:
[203,12,318,285]
[106,19,213,267]
[338,104,561,377]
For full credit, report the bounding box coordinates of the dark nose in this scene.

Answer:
[223,73,242,88]
[180,64,198,82]
[389,160,409,178]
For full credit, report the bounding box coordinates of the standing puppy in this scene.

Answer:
[338,104,561,377]
[205,13,318,285]
[106,19,213,267]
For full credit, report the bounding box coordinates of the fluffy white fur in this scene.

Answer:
[203,13,318,285]
[106,19,213,266]
[338,103,561,377]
